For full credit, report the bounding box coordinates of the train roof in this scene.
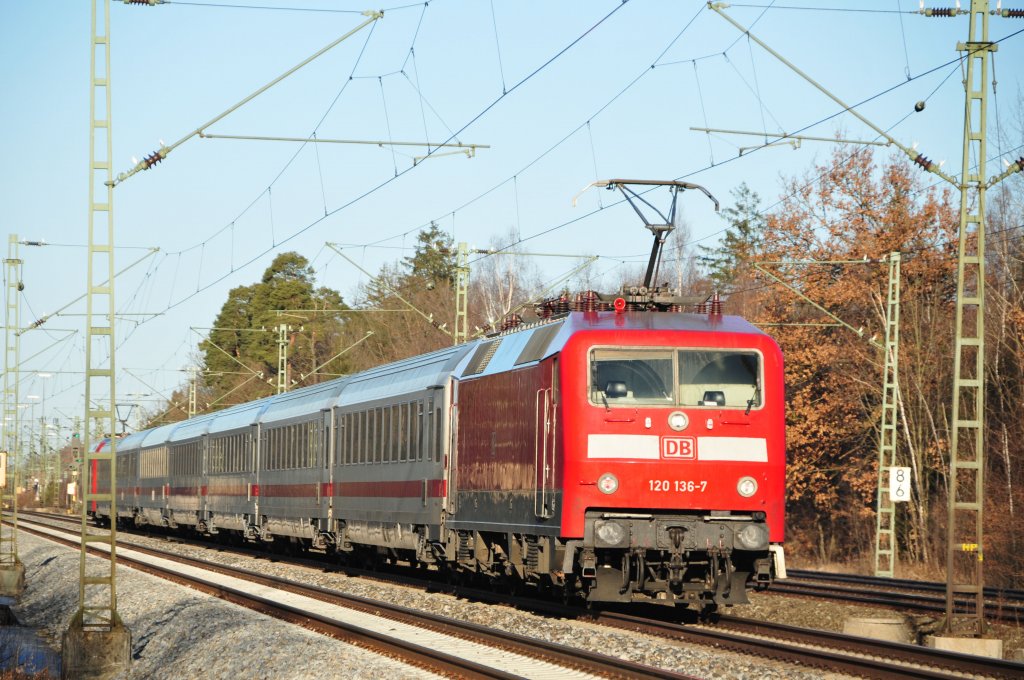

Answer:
[335,343,474,406]
[452,311,768,380]
[206,396,274,435]
[117,430,147,452]
[259,378,350,424]
[562,310,766,335]
[167,411,218,443]
[140,421,179,449]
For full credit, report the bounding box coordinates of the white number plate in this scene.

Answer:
[648,480,708,493]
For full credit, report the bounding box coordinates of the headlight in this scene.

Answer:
[597,473,619,494]
[736,523,768,550]
[737,476,758,497]
[595,520,626,546]
[667,410,689,431]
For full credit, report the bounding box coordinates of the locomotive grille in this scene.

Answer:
[465,339,502,375]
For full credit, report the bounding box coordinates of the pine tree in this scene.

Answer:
[698,183,765,288]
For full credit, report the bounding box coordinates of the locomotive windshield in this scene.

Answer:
[590,347,762,409]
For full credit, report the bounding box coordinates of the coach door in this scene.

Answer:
[251,424,262,522]
[320,409,332,519]
[447,382,459,514]
[534,363,556,518]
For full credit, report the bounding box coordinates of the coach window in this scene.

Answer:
[354,413,361,464]
[392,405,401,462]
[345,414,353,465]
[424,398,433,462]
[411,400,422,461]
[380,407,389,463]
[434,399,443,462]
[348,414,355,465]
[342,414,350,466]
[281,427,289,469]
[309,422,318,467]
[397,403,407,462]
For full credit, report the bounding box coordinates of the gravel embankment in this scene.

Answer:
[32,520,1024,678]
[8,526,860,680]
[10,532,440,680]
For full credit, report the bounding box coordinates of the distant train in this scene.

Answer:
[93,297,786,611]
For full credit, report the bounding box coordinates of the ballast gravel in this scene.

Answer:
[10,532,439,680]
[11,525,857,680]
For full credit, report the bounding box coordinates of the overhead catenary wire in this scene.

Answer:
[108,1,634,329]
[29,1,1024,409]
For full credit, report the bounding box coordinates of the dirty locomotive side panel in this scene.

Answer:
[557,310,786,609]
[449,341,563,582]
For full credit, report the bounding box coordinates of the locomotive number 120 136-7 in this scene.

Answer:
[649,479,708,493]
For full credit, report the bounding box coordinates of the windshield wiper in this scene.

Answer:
[745,379,760,416]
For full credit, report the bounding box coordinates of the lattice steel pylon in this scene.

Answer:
[1,234,25,594]
[188,366,197,417]
[454,242,469,345]
[277,323,289,394]
[944,1,992,637]
[874,253,901,577]
[65,0,130,667]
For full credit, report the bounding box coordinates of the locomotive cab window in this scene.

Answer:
[678,350,761,409]
[590,349,674,405]
[589,347,762,410]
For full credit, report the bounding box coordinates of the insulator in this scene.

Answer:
[124,0,161,5]
[556,295,570,314]
[578,290,599,312]
[709,291,723,317]
[668,304,682,313]
[598,301,613,312]
[925,7,957,16]
[500,313,523,331]
[695,301,708,314]
[913,154,934,171]
[1000,8,1024,17]
[143,150,164,169]
[1015,156,1024,169]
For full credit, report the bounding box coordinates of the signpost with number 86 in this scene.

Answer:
[889,466,911,503]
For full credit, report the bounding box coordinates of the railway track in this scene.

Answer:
[14,511,1024,679]
[777,568,1024,624]
[12,515,693,680]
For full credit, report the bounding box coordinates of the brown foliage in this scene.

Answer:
[753,147,959,566]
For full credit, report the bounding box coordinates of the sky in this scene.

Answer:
[1,0,1023,439]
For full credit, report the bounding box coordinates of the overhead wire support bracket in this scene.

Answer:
[753,259,890,350]
[689,127,891,156]
[708,2,959,188]
[292,331,373,387]
[326,243,454,340]
[110,10,384,187]
[985,154,1024,187]
[199,133,489,162]
[15,247,160,336]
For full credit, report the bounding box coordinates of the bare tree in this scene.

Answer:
[470,228,543,329]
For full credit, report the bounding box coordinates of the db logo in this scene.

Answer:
[662,436,696,459]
